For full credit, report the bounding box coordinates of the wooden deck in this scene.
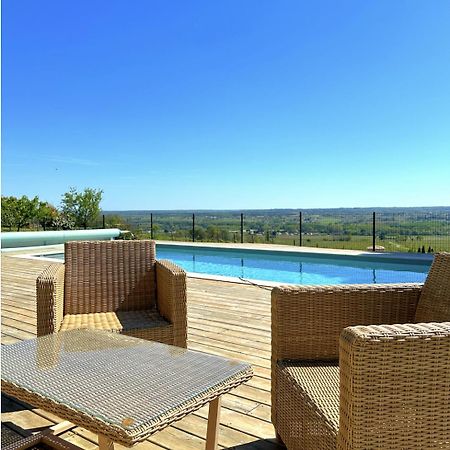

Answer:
[1,255,280,450]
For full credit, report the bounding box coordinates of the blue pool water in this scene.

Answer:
[157,245,429,284]
[39,245,430,285]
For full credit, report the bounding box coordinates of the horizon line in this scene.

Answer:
[102,205,450,213]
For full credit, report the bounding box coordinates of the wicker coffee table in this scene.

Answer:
[1,330,253,450]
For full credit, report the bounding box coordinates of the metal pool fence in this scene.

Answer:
[100,208,450,253]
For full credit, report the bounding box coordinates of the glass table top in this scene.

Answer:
[1,330,252,443]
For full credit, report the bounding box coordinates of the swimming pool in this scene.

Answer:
[37,244,431,285]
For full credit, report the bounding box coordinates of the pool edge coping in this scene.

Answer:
[155,241,434,266]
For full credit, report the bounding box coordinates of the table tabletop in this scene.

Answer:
[1,330,253,446]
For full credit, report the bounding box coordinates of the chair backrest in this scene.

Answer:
[414,252,450,323]
[64,240,156,314]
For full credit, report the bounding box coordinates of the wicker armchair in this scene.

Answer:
[272,252,450,450]
[36,240,187,347]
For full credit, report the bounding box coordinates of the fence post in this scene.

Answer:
[372,211,376,252]
[241,213,244,244]
[192,213,195,242]
[299,211,302,247]
[150,213,154,240]
[102,214,105,229]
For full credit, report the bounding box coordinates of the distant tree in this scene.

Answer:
[1,196,16,230]
[52,211,75,230]
[61,187,103,229]
[206,225,219,241]
[103,214,130,230]
[150,223,160,238]
[37,202,58,231]
[190,227,205,241]
[218,229,230,242]
[1,195,39,231]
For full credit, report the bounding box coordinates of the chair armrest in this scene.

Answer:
[272,283,422,361]
[338,322,450,449]
[36,264,65,336]
[155,259,187,347]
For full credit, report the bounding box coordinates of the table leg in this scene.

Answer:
[98,434,114,450]
[205,397,221,450]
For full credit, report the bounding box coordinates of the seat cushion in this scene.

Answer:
[60,309,169,333]
[276,361,339,450]
[415,252,450,322]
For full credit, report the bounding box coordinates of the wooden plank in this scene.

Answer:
[148,426,210,450]
[1,304,37,319]
[2,317,37,333]
[195,406,276,440]
[1,396,54,432]
[1,326,36,341]
[188,315,271,338]
[73,426,166,450]
[1,334,22,345]
[173,409,242,448]
[188,332,271,360]
[50,420,76,435]
[58,430,98,450]
[189,328,271,352]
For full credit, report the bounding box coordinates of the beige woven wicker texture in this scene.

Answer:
[272,252,450,450]
[36,240,187,347]
[1,330,253,447]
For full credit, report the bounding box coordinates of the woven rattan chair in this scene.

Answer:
[36,240,187,347]
[272,252,450,449]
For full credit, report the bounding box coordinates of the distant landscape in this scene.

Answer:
[104,206,450,253]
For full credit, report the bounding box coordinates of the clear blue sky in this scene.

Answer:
[2,0,450,210]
